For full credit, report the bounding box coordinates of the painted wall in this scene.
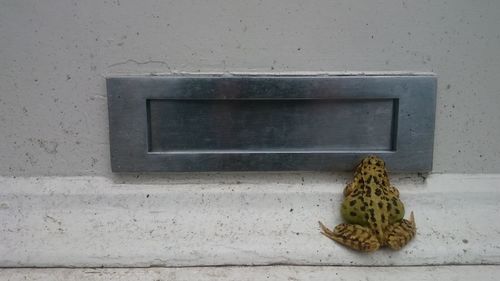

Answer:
[1,0,499,175]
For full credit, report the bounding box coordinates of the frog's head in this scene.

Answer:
[355,155,390,187]
[357,155,386,171]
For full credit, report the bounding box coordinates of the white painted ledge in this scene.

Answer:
[0,174,499,267]
[1,266,499,281]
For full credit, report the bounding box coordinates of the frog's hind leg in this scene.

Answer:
[318,221,380,252]
[384,211,416,250]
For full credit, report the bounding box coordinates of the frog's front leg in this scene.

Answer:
[343,182,356,197]
[318,221,380,252]
[384,212,416,250]
[343,174,362,197]
[388,185,400,198]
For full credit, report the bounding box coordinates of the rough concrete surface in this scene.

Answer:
[1,266,500,281]
[1,1,500,175]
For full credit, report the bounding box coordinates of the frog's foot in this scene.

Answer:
[318,221,380,252]
[384,211,416,250]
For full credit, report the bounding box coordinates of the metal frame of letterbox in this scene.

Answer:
[106,74,436,172]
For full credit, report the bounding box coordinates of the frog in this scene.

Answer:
[318,155,416,252]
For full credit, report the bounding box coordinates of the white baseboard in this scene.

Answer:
[1,174,499,267]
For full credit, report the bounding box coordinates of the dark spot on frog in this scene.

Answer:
[375,188,382,196]
[377,202,384,209]
[462,239,468,244]
[387,203,392,211]
[364,214,369,220]
[368,175,373,183]
[369,209,375,218]
[395,209,401,215]
[360,205,366,211]
[365,186,371,195]
[392,197,399,205]
[349,200,356,206]
[350,211,357,217]
[381,214,386,223]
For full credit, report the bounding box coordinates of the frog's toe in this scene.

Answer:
[384,211,416,250]
[319,222,380,252]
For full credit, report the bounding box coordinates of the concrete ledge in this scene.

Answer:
[1,266,499,281]
[1,174,499,267]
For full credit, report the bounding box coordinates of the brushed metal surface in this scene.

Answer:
[147,99,396,152]
[106,74,436,172]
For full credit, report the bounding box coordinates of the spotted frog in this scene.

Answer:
[319,156,416,252]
